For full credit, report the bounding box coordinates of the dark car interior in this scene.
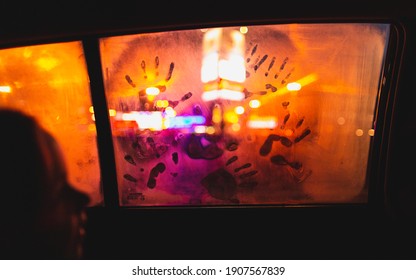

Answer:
[1,1,416,259]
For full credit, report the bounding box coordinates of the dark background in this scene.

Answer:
[1,0,416,260]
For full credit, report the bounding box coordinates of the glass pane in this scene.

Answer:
[0,42,102,206]
[99,23,389,207]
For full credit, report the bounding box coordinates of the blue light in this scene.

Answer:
[166,115,206,128]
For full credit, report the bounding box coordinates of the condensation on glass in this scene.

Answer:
[100,23,390,207]
[0,42,102,206]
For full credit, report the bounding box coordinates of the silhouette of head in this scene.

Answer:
[0,109,90,259]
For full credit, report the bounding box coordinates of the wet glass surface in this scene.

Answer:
[99,23,389,207]
[0,42,102,205]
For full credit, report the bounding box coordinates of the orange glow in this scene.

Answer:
[36,57,59,71]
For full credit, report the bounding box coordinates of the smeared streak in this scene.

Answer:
[282,101,290,109]
[281,113,290,129]
[226,155,238,166]
[280,137,293,147]
[265,83,277,92]
[167,92,192,109]
[281,68,294,85]
[270,155,302,170]
[141,60,147,79]
[124,154,136,165]
[234,163,251,172]
[239,170,258,179]
[124,174,137,182]
[226,142,238,151]
[246,44,258,63]
[275,57,289,79]
[254,54,268,72]
[186,134,223,160]
[146,137,160,158]
[165,62,174,82]
[265,56,276,77]
[296,117,304,128]
[154,56,159,77]
[172,152,178,164]
[147,162,166,189]
[193,104,202,115]
[243,88,253,99]
[280,57,289,71]
[259,134,281,156]
[125,75,136,87]
[294,128,311,143]
[181,92,192,101]
[201,168,237,201]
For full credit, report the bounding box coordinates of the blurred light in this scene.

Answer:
[224,111,239,123]
[118,111,164,131]
[89,106,94,113]
[276,73,318,95]
[239,26,248,34]
[247,116,277,129]
[201,28,246,102]
[165,115,206,129]
[205,126,216,134]
[355,129,364,136]
[164,107,176,117]
[234,106,245,115]
[194,125,207,134]
[337,117,346,125]
[146,86,160,96]
[287,82,301,91]
[212,105,222,123]
[36,57,58,71]
[284,129,294,136]
[231,123,241,131]
[202,89,245,101]
[0,85,11,93]
[109,109,117,117]
[249,99,261,108]
[156,100,169,108]
[368,129,375,136]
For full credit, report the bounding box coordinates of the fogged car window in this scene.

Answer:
[99,23,390,206]
[0,42,102,206]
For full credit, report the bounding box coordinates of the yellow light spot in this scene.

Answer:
[249,99,261,108]
[156,100,169,108]
[89,106,94,114]
[109,109,117,117]
[234,106,245,115]
[206,126,216,134]
[224,111,239,123]
[239,26,248,34]
[368,129,375,136]
[355,129,364,136]
[337,117,346,125]
[284,129,294,136]
[231,123,241,132]
[36,57,59,71]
